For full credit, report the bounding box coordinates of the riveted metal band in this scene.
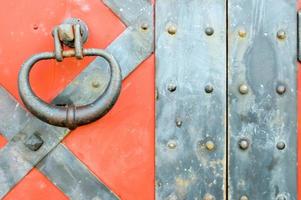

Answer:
[228,0,297,199]
[0,0,153,198]
[155,0,226,199]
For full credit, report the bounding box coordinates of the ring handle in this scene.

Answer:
[18,49,122,129]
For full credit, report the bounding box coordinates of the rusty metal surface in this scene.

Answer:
[0,0,153,198]
[19,49,122,129]
[155,0,226,199]
[228,0,297,199]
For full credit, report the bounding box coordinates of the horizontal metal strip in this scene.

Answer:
[0,3,153,197]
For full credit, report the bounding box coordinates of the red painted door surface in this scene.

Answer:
[0,1,300,200]
[0,1,155,200]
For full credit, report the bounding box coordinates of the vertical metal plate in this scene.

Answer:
[156,0,226,199]
[228,0,297,199]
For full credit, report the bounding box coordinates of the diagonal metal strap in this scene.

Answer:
[0,0,153,198]
[0,89,119,200]
[102,0,152,26]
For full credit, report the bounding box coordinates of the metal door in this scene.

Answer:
[0,0,299,200]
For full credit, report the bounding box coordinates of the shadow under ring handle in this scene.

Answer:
[18,48,122,129]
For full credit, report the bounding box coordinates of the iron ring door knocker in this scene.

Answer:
[18,20,122,129]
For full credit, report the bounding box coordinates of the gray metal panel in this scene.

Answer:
[228,0,297,199]
[156,0,226,199]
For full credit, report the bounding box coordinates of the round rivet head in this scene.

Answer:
[167,25,177,35]
[167,141,177,149]
[141,23,149,31]
[176,119,182,127]
[276,84,286,95]
[239,139,249,150]
[92,81,100,88]
[277,30,286,40]
[205,85,214,93]
[277,141,286,150]
[205,27,214,36]
[240,195,249,200]
[238,29,247,38]
[203,193,215,200]
[239,84,249,95]
[168,84,177,92]
[276,194,287,200]
[205,140,215,151]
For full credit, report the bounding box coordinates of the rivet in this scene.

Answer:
[239,139,249,150]
[92,81,100,88]
[24,133,44,151]
[205,140,215,151]
[240,195,249,200]
[238,29,247,38]
[167,25,177,35]
[239,84,249,95]
[33,24,39,30]
[277,30,286,40]
[203,193,215,200]
[276,84,286,95]
[167,141,177,149]
[141,23,149,31]
[168,84,177,92]
[205,85,214,93]
[176,119,182,127]
[277,141,286,150]
[205,27,214,36]
[277,194,287,200]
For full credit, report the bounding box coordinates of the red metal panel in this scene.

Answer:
[0,0,155,200]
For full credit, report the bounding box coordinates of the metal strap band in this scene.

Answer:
[0,0,153,198]
[228,0,297,199]
[155,0,226,199]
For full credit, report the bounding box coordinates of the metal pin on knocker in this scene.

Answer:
[18,18,122,129]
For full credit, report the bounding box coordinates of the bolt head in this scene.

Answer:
[276,194,287,200]
[25,133,44,151]
[276,84,286,95]
[205,85,214,93]
[205,140,215,151]
[240,195,249,200]
[168,84,177,92]
[167,141,177,149]
[239,139,249,150]
[167,25,177,35]
[239,84,249,95]
[205,27,214,36]
[277,30,286,40]
[92,81,100,88]
[176,119,182,127]
[277,141,286,150]
[203,193,215,200]
[238,29,247,38]
[141,23,149,31]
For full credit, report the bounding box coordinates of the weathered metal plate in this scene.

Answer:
[228,0,297,199]
[156,0,226,199]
